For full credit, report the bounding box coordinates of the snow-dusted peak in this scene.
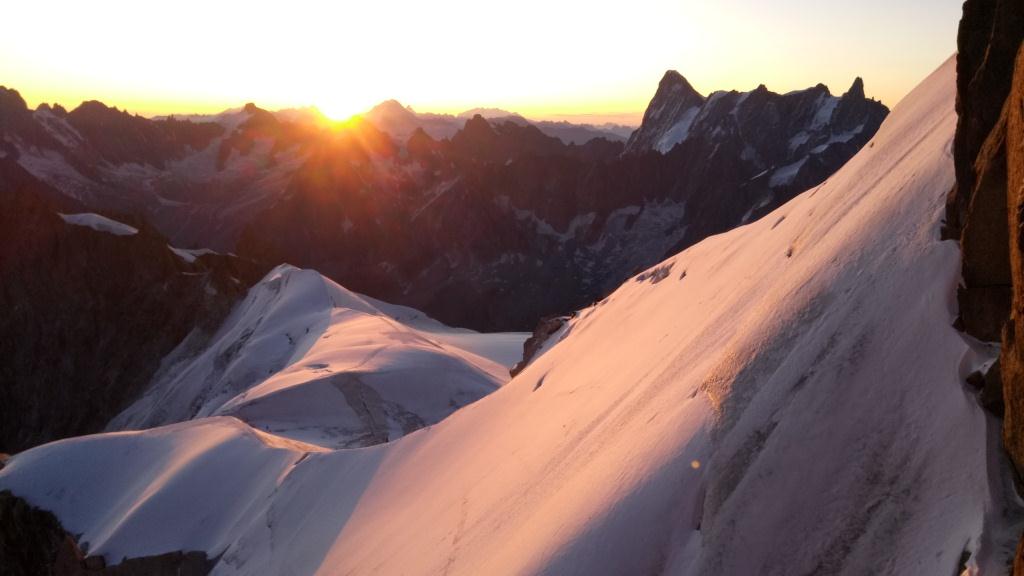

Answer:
[107,264,523,448]
[623,70,706,154]
[658,70,701,99]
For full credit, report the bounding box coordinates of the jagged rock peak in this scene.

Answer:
[35,102,70,117]
[463,114,495,135]
[844,77,865,99]
[34,101,65,115]
[623,70,707,154]
[0,86,28,113]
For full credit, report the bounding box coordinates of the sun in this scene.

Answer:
[318,95,375,122]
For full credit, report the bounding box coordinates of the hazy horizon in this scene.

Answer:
[2,0,961,122]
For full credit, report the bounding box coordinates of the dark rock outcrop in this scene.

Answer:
[0,490,213,575]
[510,316,569,376]
[0,489,69,575]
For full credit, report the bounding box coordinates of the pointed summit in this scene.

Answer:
[364,99,419,127]
[656,70,702,102]
[242,102,260,114]
[623,71,706,154]
[459,114,497,141]
[843,77,865,99]
[370,99,413,115]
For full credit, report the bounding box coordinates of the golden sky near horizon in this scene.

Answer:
[1,0,961,123]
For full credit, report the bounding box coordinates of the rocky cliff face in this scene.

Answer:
[946,0,1024,342]
[946,0,1024,566]
[0,159,266,453]
[1003,43,1024,495]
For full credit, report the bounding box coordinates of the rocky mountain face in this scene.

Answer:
[0,92,315,250]
[623,69,885,159]
[0,159,266,453]
[623,70,706,153]
[2,72,887,332]
[944,0,1024,568]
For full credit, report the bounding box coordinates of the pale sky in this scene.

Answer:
[0,0,962,123]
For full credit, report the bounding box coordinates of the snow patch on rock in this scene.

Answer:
[59,213,139,236]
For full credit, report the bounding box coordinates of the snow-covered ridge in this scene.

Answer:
[2,57,1017,575]
[107,264,525,449]
[58,212,138,236]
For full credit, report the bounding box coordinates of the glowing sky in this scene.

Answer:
[1,0,962,123]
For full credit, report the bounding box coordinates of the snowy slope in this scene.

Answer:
[107,264,522,448]
[2,57,1019,575]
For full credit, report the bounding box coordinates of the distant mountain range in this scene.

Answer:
[363,100,634,144]
[0,70,887,331]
